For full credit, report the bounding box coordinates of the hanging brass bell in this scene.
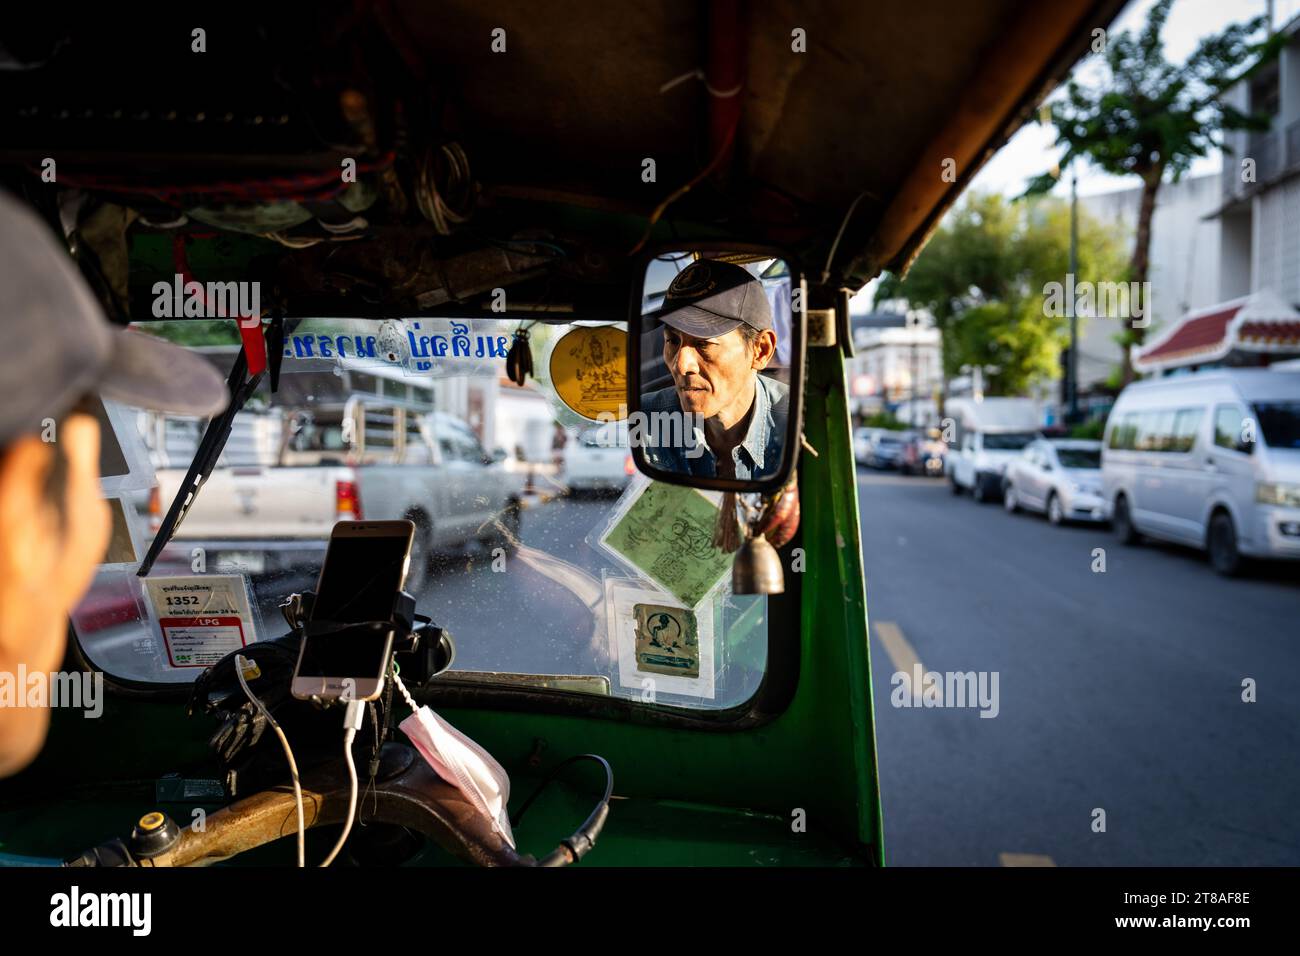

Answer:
[732,532,784,595]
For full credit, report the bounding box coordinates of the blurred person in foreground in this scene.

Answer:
[0,191,228,776]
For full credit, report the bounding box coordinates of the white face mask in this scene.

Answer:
[399,706,515,847]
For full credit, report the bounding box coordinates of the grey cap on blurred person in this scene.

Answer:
[0,190,229,448]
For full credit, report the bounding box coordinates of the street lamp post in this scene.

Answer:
[1068,165,1080,424]
[1044,95,1082,427]
[908,310,920,426]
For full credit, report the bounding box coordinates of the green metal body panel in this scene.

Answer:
[0,345,883,866]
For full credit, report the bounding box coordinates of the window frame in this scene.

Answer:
[1213,403,1255,456]
[1169,407,1204,454]
[70,322,802,732]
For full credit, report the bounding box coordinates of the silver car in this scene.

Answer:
[854,427,885,466]
[1003,438,1105,525]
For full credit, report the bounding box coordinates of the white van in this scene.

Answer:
[1102,368,1300,575]
[945,397,1043,503]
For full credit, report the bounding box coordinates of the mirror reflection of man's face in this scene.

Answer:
[663,326,777,425]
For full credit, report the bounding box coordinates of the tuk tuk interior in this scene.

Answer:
[0,1,1125,867]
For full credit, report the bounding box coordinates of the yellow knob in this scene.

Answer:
[137,811,165,832]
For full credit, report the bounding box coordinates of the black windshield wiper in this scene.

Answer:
[137,346,264,577]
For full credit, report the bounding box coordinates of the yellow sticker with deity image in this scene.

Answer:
[549,325,627,420]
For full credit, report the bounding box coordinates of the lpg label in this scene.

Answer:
[143,575,258,668]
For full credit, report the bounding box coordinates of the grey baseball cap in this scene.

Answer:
[652,259,774,339]
[0,191,229,447]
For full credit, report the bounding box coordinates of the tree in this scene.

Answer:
[1024,0,1277,382]
[138,319,243,347]
[875,191,1127,397]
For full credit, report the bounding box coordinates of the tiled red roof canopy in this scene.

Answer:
[1136,289,1300,371]
[1138,305,1241,362]
[1239,320,1300,345]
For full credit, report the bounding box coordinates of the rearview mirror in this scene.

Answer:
[627,248,804,492]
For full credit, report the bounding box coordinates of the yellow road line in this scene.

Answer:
[874,620,922,677]
[876,622,1057,869]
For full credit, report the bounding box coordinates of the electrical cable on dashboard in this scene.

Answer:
[234,654,305,868]
[512,753,615,867]
[319,699,366,867]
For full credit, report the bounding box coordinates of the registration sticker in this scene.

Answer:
[159,616,247,668]
[143,575,257,669]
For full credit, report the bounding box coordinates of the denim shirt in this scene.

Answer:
[640,374,789,480]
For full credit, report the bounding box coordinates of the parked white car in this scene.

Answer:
[1102,368,1300,575]
[1003,438,1105,525]
[564,421,633,496]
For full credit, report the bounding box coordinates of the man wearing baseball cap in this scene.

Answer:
[0,191,229,776]
[642,259,788,480]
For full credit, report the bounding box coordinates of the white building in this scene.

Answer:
[1130,13,1300,375]
[1075,171,1221,390]
[846,311,943,423]
[1214,13,1300,309]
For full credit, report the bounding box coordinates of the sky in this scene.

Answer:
[857,0,1288,310]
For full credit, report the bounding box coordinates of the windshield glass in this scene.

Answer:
[72,319,771,712]
[1055,448,1101,468]
[983,432,1036,450]
[579,421,629,447]
[1253,402,1300,449]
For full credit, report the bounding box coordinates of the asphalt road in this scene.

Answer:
[858,468,1300,866]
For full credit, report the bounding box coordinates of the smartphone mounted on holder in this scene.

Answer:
[290,520,415,703]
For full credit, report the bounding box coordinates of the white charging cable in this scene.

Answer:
[319,699,366,867]
[234,654,305,868]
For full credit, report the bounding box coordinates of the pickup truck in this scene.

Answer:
[147,399,523,596]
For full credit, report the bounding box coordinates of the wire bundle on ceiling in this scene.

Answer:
[42,153,397,208]
[414,142,476,235]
